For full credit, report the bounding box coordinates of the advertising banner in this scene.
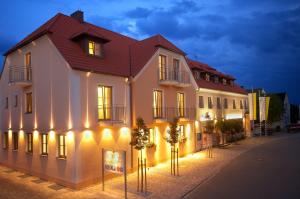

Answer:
[248,93,257,120]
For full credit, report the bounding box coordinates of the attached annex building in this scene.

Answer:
[0,11,249,188]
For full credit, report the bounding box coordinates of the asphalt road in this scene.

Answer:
[185,134,300,199]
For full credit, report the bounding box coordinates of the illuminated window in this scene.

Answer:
[88,41,101,56]
[233,99,236,109]
[199,96,204,108]
[173,59,179,80]
[177,93,185,117]
[98,86,112,120]
[244,99,248,109]
[2,132,8,149]
[148,128,156,144]
[13,132,18,150]
[58,134,66,158]
[224,98,228,109]
[5,97,8,109]
[205,74,210,81]
[14,95,18,107]
[159,55,167,80]
[26,133,33,153]
[25,52,31,67]
[208,97,213,109]
[41,134,48,155]
[223,78,227,85]
[153,90,163,118]
[25,92,32,113]
[178,125,185,139]
[240,100,243,109]
[217,97,221,109]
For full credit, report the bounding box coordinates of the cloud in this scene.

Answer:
[125,7,152,18]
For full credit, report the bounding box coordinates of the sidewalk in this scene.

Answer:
[0,134,289,199]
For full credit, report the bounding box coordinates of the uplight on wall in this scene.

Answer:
[49,131,55,141]
[225,114,243,120]
[67,131,74,142]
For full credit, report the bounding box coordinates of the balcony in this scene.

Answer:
[158,67,191,87]
[9,66,32,86]
[153,107,196,121]
[97,105,126,124]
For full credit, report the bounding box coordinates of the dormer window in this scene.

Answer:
[205,74,210,81]
[229,80,234,86]
[214,76,219,83]
[222,78,227,85]
[194,70,200,80]
[88,41,101,56]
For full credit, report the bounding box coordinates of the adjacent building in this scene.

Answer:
[0,11,248,188]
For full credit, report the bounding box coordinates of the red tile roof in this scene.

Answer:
[4,13,184,77]
[3,12,246,95]
[187,59,247,95]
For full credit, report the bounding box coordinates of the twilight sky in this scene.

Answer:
[0,0,299,104]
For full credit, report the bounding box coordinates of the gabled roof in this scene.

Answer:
[4,13,186,78]
[187,59,247,95]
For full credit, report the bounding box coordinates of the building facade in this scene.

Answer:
[0,11,248,188]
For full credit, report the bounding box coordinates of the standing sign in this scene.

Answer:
[102,149,127,199]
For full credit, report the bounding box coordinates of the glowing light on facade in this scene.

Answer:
[67,131,74,142]
[102,128,113,141]
[49,131,55,141]
[33,130,39,140]
[225,114,243,120]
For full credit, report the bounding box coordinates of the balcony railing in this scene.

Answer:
[153,107,196,121]
[97,105,126,123]
[9,66,32,86]
[158,67,191,87]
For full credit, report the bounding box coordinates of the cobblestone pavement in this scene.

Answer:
[0,133,291,199]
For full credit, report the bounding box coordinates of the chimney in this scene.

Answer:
[71,10,84,23]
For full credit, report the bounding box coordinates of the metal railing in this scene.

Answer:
[9,66,32,84]
[97,105,126,123]
[153,107,196,121]
[158,67,190,85]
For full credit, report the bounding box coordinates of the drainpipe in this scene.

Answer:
[128,45,134,170]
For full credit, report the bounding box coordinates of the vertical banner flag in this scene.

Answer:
[259,97,266,121]
[248,93,257,120]
[265,97,270,121]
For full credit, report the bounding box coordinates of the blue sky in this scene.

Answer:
[0,0,299,103]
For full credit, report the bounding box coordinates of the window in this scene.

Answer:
[98,86,112,120]
[205,74,210,81]
[173,59,179,80]
[25,52,31,67]
[208,97,213,109]
[244,99,248,109]
[5,97,8,109]
[2,132,8,149]
[14,95,18,107]
[214,76,219,83]
[240,100,243,109]
[178,125,185,139]
[41,134,48,155]
[224,98,228,109]
[25,92,32,113]
[217,97,221,109]
[194,71,200,80]
[153,90,163,118]
[148,128,156,144]
[233,99,236,109]
[229,80,234,86]
[199,96,204,108]
[159,55,167,80]
[26,133,33,153]
[88,41,101,56]
[12,132,18,150]
[222,79,227,85]
[58,134,66,158]
[177,93,185,117]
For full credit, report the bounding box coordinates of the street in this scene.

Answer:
[185,134,300,199]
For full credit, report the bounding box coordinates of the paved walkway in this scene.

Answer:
[0,133,290,199]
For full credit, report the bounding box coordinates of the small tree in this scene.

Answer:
[204,120,214,157]
[165,117,180,148]
[130,117,149,192]
[216,120,228,145]
[130,117,149,156]
[268,94,283,124]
